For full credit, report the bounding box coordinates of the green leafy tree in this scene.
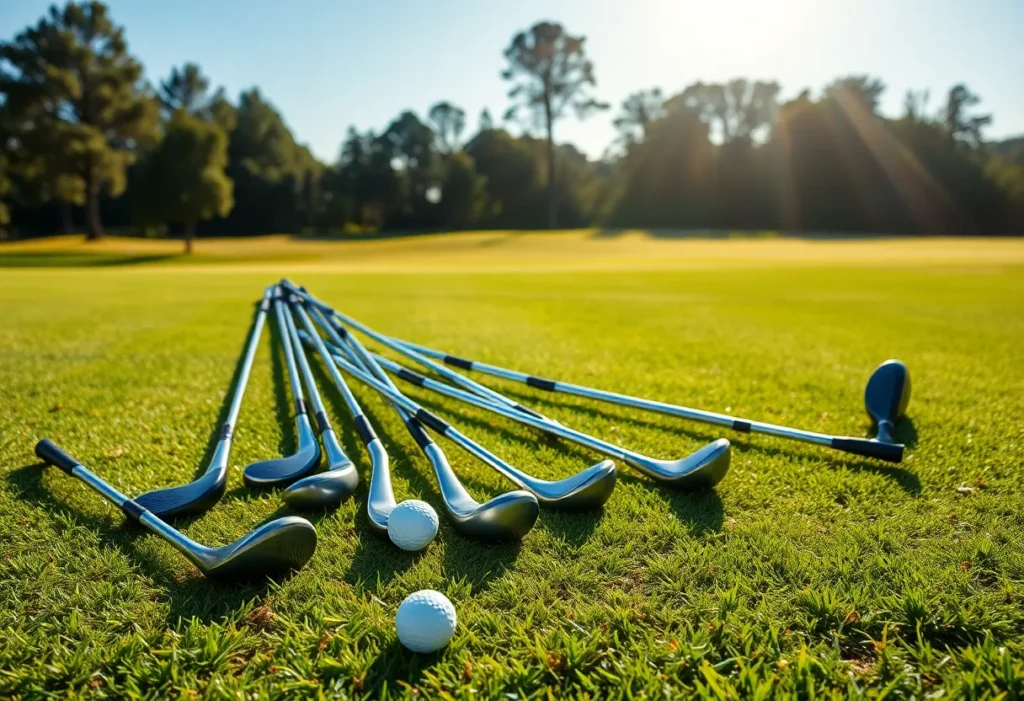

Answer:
[428,101,466,153]
[501,21,607,228]
[942,84,992,149]
[824,75,886,114]
[159,63,210,116]
[136,110,233,253]
[478,108,494,132]
[672,79,779,143]
[0,1,158,240]
[613,88,664,146]
[438,151,488,229]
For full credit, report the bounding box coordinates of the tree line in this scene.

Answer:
[2,3,1022,250]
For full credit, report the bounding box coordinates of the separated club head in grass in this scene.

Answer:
[864,359,911,444]
[135,287,274,518]
[36,440,317,581]
[243,289,321,488]
[276,298,359,510]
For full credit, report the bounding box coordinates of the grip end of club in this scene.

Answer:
[35,439,80,474]
[831,436,904,463]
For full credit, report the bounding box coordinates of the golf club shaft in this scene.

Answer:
[280,280,548,423]
[36,440,212,567]
[272,290,310,420]
[395,339,902,463]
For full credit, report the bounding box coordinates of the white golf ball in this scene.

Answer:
[387,499,439,551]
[395,589,457,653]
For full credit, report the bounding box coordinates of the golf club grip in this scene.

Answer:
[35,439,82,474]
[830,437,904,463]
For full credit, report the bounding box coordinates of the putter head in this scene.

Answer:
[243,414,321,488]
[448,489,539,541]
[281,431,359,511]
[201,515,317,581]
[525,459,617,510]
[135,464,227,518]
[632,438,731,490]
[864,359,911,434]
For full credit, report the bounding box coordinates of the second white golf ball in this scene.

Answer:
[387,499,439,551]
[395,589,457,653]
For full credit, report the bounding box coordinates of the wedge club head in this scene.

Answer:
[243,414,322,488]
[864,359,911,444]
[518,459,617,509]
[134,466,227,518]
[447,489,540,541]
[189,515,318,581]
[627,438,732,489]
[281,429,359,510]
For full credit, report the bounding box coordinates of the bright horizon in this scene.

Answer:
[2,0,1022,162]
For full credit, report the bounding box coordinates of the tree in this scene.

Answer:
[437,151,488,229]
[942,84,992,149]
[428,101,466,153]
[381,111,439,222]
[671,79,780,144]
[478,108,494,132]
[824,75,886,114]
[136,110,233,253]
[0,1,158,240]
[159,63,210,116]
[613,88,664,146]
[501,21,607,228]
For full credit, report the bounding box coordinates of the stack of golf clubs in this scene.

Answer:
[35,280,910,583]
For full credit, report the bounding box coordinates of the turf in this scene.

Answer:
[1,233,1023,698]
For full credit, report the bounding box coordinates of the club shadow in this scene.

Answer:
[359,639,438,697]
[7,463,291,622]
[615,471,726,536]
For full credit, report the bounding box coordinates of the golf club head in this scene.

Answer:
[520,459,617,510]
[364,439,396,533]
[447,489,540,542]
[629,438,731,489]
[864,359,911,443]
[281,430,359,510]
[243,414,321,488]
[134,467,227,518]
[200,515,318,581]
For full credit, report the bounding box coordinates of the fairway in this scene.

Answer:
[1,234,1023,697]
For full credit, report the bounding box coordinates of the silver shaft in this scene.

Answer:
[396,339,834,449]
[280,281,548,423]
[272,291,307,411]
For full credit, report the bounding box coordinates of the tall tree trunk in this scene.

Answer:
[184,221,195,254]
[59,201,73,234]
[545,96,557,229]
[84,158,103,241]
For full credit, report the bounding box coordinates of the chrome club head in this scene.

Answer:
[626,438,731,489]
[134,464,227,518]
[864,359,911,443]
[191,515,318,581]
[243,414,322,488]
[516,459,617,510]
[445,489,540,541]
[281,429,359,510]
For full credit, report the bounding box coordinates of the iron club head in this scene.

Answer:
[517,459,617,510]
[134,466,227,518]
[189,514,318,581]
[446,489,540,541]
[280,429,359,510]
[243,414,322,488]
[626,438,732,489]
[864,359,911,443]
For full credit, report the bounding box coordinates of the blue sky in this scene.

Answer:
[3,0,1022,162]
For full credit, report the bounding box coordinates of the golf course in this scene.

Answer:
[1,232,1023,698]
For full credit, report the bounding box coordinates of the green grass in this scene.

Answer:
[1,234,1023,698]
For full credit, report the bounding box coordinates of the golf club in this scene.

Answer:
[305,310,618,508]
[134,287,274,518]
[390,339,909,464]
[264,298,359,507]
[297,313,539,541]
[242,289,321,487]
[278,299,387,518]
[279,280,551,425]
[35,440,317,581]
[370,352,730,489]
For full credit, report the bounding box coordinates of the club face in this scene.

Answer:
[281,465,359,511]
[243,415,321,488]
[864,359,911,426]
[203,516,317,581]
[448,489,539,541]
[134,466,227,518]
[528,459,617,510]
[639,438,731,490]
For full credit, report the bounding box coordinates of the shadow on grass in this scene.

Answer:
[7,462,288,622]
[361,640,439,696]
[616,471,726,536]
[0,251,182,268]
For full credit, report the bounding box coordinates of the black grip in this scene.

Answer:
[332,323,349,339]
[220,422,233,440]
[444,355,473,371]
[35,439,80,474]
[405,419,433,449]
[415,408,450,435]
[396,367,426,387]
[294,397,307,416]
[831,437,904,463]
[353,414,376,444]
[120,498,147,523]
[315,410,331,433]
[732,420,752,433]
[526,376,557,391]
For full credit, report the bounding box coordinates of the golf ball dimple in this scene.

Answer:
[387,499,439,551]
[395,589,457,653]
